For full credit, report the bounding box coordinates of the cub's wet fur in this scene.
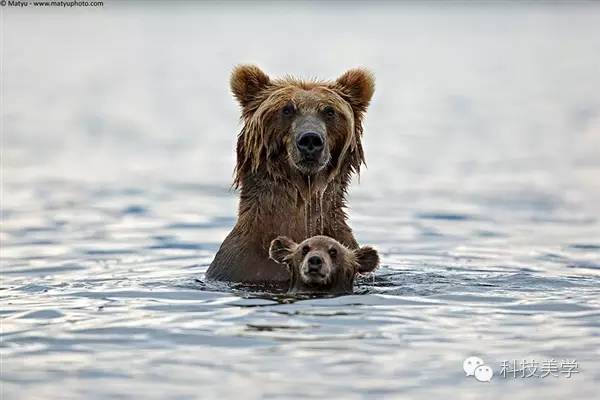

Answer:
[269,235,379,294]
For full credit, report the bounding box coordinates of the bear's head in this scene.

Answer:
[269,235,379,294]
[230,65,375,186]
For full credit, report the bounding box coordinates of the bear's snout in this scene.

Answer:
[306,255,324,273]
[301,252,329,282]
[296,132,325,160]
[291,114,329,173]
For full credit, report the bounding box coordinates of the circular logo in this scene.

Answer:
[463,356,484,376]
[0,1,7,7]
[475,365,494,382]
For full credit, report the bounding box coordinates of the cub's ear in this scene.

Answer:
[354,246,379,274]
[230,64,271,108]
[334,68,375,113]
[269,236,297,264]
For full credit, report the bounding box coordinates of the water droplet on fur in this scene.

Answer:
[305,175,312,237]
[319,187,325,235]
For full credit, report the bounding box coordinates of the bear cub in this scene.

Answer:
[269,235,379,294]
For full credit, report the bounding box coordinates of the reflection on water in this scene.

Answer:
[2,2,600,399]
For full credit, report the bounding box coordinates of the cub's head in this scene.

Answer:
[269,235,379,294]
[230,65,375,185]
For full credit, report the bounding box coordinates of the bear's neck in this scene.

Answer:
[236,169,354,249]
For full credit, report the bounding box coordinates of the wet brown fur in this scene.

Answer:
[206,65,375,284]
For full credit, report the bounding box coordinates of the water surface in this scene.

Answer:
[2,2,600,399]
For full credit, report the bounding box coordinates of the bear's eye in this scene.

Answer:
[282,104,296,117]
[328,248,337,258]
[323,106,336,119]
[302,245,310,255]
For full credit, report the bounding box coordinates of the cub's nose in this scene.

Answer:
[296,132,324,157]
[307,255,323,273]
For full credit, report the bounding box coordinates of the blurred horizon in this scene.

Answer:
[3,1,600,192]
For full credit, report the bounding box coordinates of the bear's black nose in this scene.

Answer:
[296,132,324,157]
[307,255,323,273]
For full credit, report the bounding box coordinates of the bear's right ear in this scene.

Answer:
[269,236,297,264]
[230,64,271,109]
[334,68,375,114]
[354,246,380,274]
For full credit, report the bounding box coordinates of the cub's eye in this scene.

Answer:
[323,106,335,118]
[282,104,295,117]
[302,245,310,255]
[328,248,337,258]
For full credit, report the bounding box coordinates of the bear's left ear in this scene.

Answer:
[269,236,297,264]
[334,68,375,113]
[354,246,379,274]
[230,64,271,109]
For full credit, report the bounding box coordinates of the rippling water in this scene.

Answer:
[2,2,600,399]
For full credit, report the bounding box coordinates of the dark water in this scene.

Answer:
[2,2,600,399]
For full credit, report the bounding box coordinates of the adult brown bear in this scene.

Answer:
[206,65,375,284]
